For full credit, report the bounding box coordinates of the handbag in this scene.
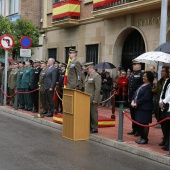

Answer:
[102,84,111,91]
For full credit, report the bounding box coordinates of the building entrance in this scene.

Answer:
[121,30,145,71]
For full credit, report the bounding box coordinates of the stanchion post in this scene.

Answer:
[1,85,4,105]
[117,101,125,142]
[38,85,40,114]
[34,85,44,118]
[14,90,18,110]
[167,125,170,157]
[111,90,115,119]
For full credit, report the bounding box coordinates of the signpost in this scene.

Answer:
[0,34,15,105]
[20,36,32,61]
[20,36,32,49]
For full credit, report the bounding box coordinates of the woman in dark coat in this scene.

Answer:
[131,71,154,144]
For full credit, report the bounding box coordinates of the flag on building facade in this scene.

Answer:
[52,0,80,21]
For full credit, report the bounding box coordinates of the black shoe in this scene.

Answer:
[18,107,25,109]
[32,110,38,113]
[45,113,53,117]
[134,132,141,137]
[27,108,32,111]
[127,130,136,135]
[40,111,47,115]
[162,146,169,151]
[138,138,148,144]
[135,138,142,144]
[90,129,98,133]
[159,140,166,146]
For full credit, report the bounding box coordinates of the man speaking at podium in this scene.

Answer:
[84,62,101,133]
[67,48,84,90]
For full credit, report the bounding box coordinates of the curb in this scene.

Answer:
[0,107,170,166]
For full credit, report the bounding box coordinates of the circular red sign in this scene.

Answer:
[20,36,32,49]
[0,34,15,50]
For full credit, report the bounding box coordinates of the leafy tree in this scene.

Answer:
[0,15,40,58]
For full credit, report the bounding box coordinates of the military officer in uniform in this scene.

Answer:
[30,59,42,112]
[39,61,48,115]
[127,61,143,136]
[67,48,85,90]
[16,61,25,109]
[8,62,19,106]
[84,62,101,133]
[58,63,66,113]
[21,60,34,111]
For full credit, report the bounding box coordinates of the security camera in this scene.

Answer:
[42,34,46,38]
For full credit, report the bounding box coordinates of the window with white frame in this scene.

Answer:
[8,0,19,15]
[0,0,4,16]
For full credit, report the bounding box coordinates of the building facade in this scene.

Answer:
[42,0,170,73]
[0,0,43,60]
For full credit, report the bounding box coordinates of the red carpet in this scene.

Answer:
[53,114,115,128]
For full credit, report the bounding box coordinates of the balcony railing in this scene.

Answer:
[93,0,162,19]
[93,0,137,11]
[52,0,80,22]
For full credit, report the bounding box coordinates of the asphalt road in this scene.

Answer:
[0,111,169,170]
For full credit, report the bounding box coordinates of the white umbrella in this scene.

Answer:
[133,51,170,65]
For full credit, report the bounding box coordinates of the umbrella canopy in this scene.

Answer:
[133,51,170,65]
[94,62,116,69]
[154,41,170,53]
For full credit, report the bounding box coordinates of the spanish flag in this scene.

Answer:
[93,0,105,9]
[93,0,119,9]
[52,0,80,20]
[64,57,71,88]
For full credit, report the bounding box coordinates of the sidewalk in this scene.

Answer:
[0,105,170,166]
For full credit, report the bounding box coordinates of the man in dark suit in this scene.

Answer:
[44,58,57,117]
[30,59,42,112]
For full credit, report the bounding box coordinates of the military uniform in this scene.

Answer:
[39,66,48,114]
[84,63,101,132]
[30,66,42,112]
[16,67,25,109]
[128,69,143,135]
[21,66,34,110]
[8,67,19,105]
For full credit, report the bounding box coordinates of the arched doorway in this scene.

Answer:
[121,30,145,71]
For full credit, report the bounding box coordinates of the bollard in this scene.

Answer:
[117,101,125,142]
[14,90,18,110]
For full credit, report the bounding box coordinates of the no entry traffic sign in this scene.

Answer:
[0,34,15,50]
[20,36,32,49]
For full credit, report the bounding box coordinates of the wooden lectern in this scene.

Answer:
[62,88,90,141]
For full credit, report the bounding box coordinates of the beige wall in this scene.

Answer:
[43,7,170,76]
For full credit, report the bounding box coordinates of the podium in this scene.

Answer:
[62,88,90,141]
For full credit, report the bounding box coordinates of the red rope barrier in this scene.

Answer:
[15,88,39,94]
[0,88,16,98]
[0,88,39,98]
[123,111,170,127]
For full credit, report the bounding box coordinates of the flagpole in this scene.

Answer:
[158,0,168,79]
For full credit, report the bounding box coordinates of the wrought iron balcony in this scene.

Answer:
[52,0,80,28]
[93,0,162,19]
